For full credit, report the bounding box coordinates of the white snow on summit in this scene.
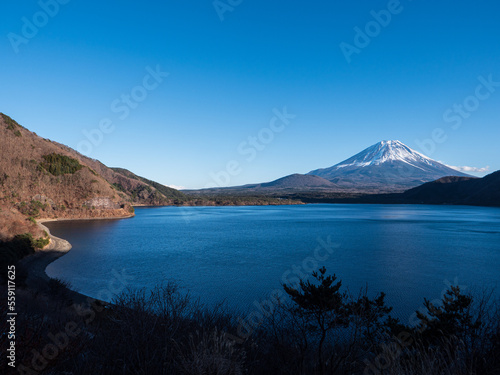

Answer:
[307,140,471,189]
[334,140,436,170]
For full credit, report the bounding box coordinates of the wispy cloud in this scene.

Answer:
[446,165,490,173]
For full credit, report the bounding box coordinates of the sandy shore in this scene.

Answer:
[38,219,73,251]
[19,215,133,304]
[19,220,72,290]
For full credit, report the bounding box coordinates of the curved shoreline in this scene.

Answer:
[19,215,134,303]
[38,219,73,252]
[19,220,72,291]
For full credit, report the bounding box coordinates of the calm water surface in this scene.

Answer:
[46,204,500,322]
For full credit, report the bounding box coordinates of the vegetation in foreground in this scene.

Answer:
[0,232,50,284]
[1,267,499,375]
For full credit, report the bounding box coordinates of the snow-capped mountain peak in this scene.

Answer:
[307,140,471,191]
[335,140,435,170]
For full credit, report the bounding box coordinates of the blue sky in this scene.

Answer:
[1,0,499,188]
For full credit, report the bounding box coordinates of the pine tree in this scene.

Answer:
[283,266,349,375]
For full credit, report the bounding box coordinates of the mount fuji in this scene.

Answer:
[307,140,471,191]
[186,140,473,195]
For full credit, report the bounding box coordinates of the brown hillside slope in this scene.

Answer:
[0,113,185,241]
[0,113,134,239]
[54,143,188,205]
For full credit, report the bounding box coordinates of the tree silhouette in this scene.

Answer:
[416,285,482,347]
[283,266,349,375]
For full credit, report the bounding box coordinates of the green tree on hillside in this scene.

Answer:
[40,153,83,176]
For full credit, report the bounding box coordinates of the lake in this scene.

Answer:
[46,204,500,324]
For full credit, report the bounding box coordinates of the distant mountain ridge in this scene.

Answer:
[401,171,500,206]
[260,174,337,189]
[111,168,187,203]
[184,174,339,196]
[296,171,500,207]
[188,140,472,195]
[307,140,471,191]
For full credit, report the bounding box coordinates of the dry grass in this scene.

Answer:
[177,328,246,375]
[1,279,499,375]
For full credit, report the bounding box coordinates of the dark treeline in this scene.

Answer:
[1,267,499,375]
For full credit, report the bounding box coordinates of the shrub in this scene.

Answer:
[6,268,500,375]
[0,234,35,276]
[10,232,50,250]
[39,153,83,176]
[266,267,396,375]
[415,285,482,345]
[32,235,50,249]
[48,277,71,297]
[1,113,23,134]
[112,183,126,192]
[178,328,246,375]
[17,200,47,217]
